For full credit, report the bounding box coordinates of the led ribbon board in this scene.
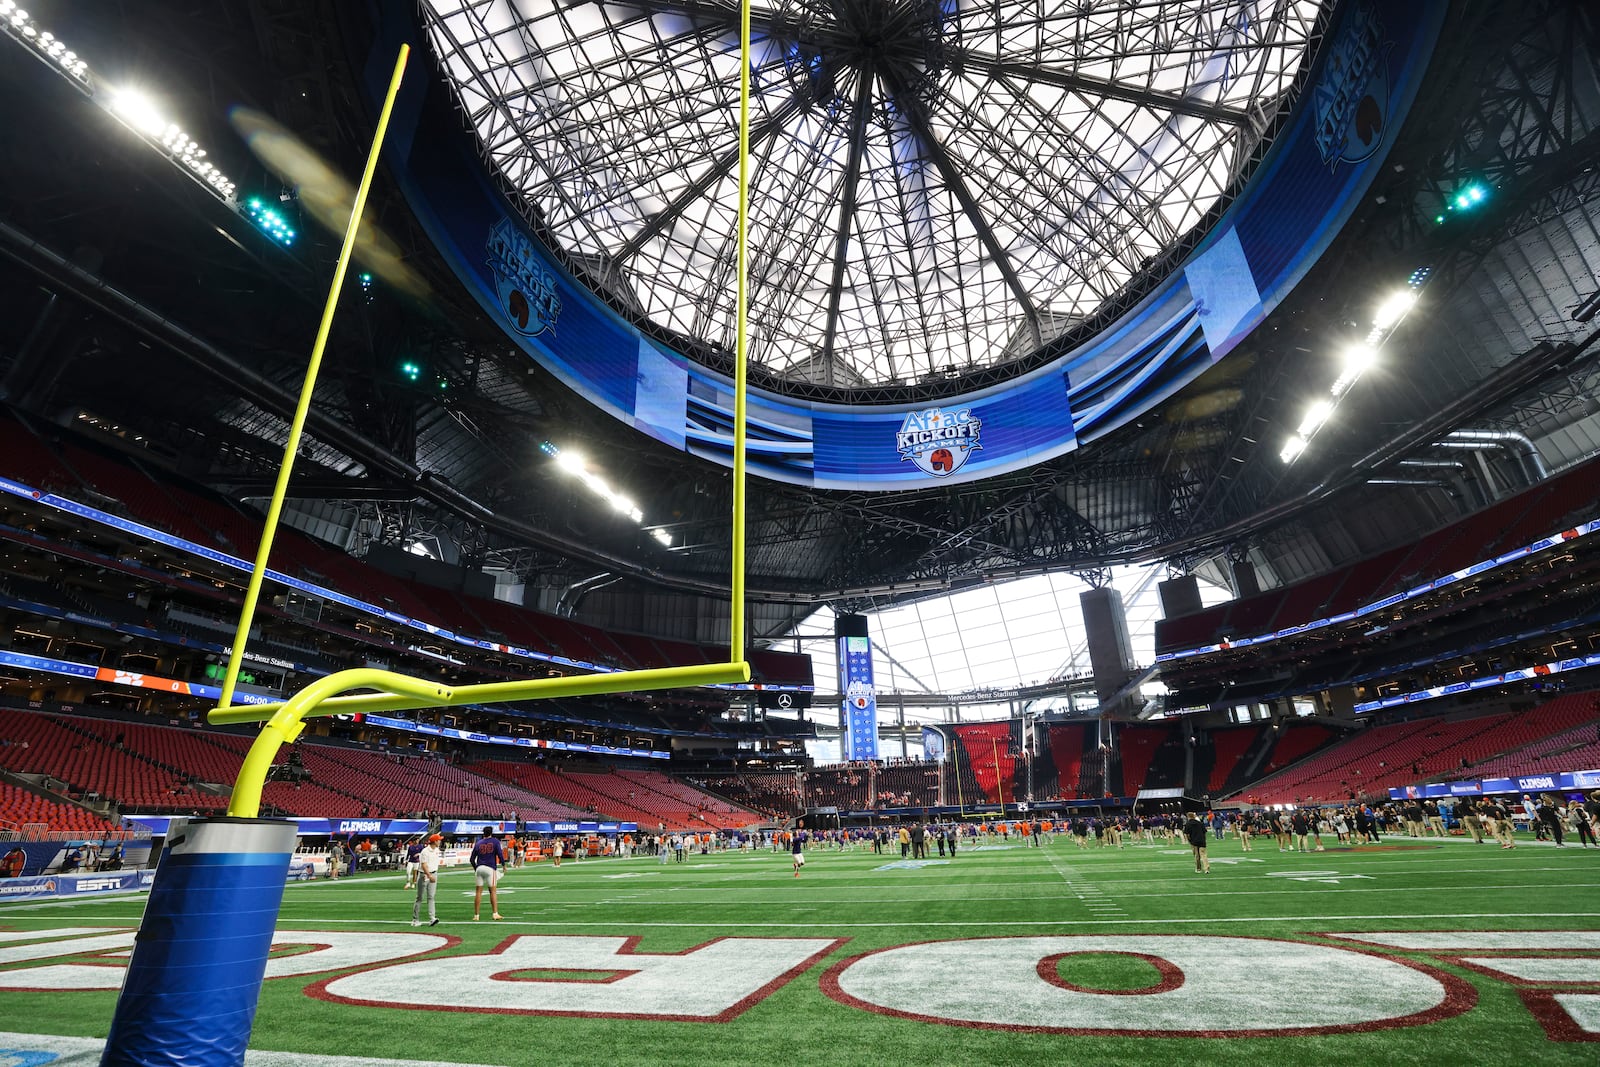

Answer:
[0,474,811,697]
[362,2,1444,490]
[1155,520,1600,667]
[1388,768,1600,800]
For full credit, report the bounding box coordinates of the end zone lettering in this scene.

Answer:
[3,928,1593,1042]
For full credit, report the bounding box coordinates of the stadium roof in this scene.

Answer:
[420,0,1324,392]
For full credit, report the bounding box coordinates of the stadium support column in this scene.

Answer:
[1081,587,1138,717]
[898,697,909,760]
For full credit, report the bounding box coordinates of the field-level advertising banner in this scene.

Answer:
[362,1,1445,490]
[1388,769,1600,800]
[838,617,879,762]
[0,870,155,901]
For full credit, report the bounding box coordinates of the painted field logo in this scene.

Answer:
[486,218,561,338]
[897,407,981,477]
[823,935,1472,1036]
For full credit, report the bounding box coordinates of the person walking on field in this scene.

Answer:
[411,834,441,927]
[403,837,424,889]
[470,826,506,920]
[1184,812,1210,873]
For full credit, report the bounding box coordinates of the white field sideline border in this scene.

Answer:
[9,870,1587,915]
[5,868,1590,914]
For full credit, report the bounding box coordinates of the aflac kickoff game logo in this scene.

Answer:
[1311,3,1392,168]
[486,218,561,337]
[896,406,982,477]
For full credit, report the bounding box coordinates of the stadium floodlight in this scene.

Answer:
[111,88,167,136]
[549,445,659,529]
[7,7,242,203]
[1279,435,1308,463]
[1296,399,1334,436]
[1372,290,1416,330]
[1332,342,1378,395]
[1341,343,1377,374]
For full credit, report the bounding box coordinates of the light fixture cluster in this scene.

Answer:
[243,196,296,246]
[111,92,238,200]
[1280,275,1426,464]
[2,4,239,203]
[1,3,88,80]
[159,120,235,199]
[542,442,672,546]
[1433,181,1489,225]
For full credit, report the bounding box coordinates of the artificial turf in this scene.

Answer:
[2,831,1597,1065]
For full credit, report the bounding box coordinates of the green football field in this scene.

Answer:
[2,833,1598,1065]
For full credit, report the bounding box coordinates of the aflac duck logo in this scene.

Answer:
[897,406,982,477]
[486,218,561,337]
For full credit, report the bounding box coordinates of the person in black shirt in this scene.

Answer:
[1183,813,1210,873]
[1290,810,1312,853]
[1570,800,1596,848]
[1537,794,1567,847]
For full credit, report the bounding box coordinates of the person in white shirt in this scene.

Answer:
[412,834,442,927]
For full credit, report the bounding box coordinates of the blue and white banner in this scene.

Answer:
[0,869,154,901]
[839,634,879,762]
[127,816,639,837]
[1388,768,1600,800]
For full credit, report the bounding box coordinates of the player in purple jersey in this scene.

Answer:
[470,826,506,920]
[403,838,424,890]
